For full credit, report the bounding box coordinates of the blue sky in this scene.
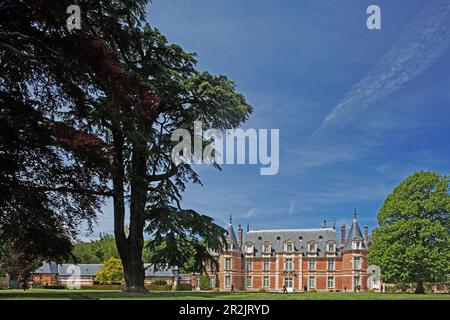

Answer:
[83,0,450,238]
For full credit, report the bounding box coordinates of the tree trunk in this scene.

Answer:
[415,280,425,294]
[112,130,148,293]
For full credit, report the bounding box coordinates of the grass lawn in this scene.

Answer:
[0,289,449,300]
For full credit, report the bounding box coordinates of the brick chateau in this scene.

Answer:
[211,212,373,292]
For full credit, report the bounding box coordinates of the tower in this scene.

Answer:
[341,210,368,291]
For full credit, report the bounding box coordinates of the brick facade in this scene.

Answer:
[210,215,370,292]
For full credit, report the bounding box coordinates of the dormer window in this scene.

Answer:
[326,243,336,253]
[352,240,362,250]
[245,243,254,254]
[284,242,294,253]
[262,244,271,254]
[307,243,317,253]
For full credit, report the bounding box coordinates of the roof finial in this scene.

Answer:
[333,218,336,230]
[229,214,232,225]
[246,222,250,232]
[353,208,357,221]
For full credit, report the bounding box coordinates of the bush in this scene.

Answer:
[95,257,124,285]
[152,279,168,285]
[43,285,66,289]
[145,284,172,291]
[32,282,44,289]
[177,283,192,291]
[199,275,211,290]
[258,288,267,293]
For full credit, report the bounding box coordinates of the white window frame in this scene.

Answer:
[308,276,315,289]
[246,276,252,288]
[327,276,334,289]
[263,258,270,272]
[224,257,231,270]
[327,258,335,271]
[224,275,231,288]
[308,259,316,271]
[263,275,270,288]
[285,258,294,271]
[245,258,253,271]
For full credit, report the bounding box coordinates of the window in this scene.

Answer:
[353,257,362,270]
[327,244,335,252]
[308,276,315,289]
[327,258,335,271]
[225,258,231,270]
[308,259,316,271]
[354,276,361,288]
[210,276,216,288]
[263,276,269,288]
[285,258,294,271]
[263,259,270,272]
[246,276,252,288]
[285,243,293,252]
[327,276,334,289]
[263,244,271,254]
[245,244,254,254]
[299,236,303,241]
[225,275,231,288]
[308,243,316,252]
[245,258,253,271]
[318,236,323,241]
[284,277,293,289]
[352,240,362,250]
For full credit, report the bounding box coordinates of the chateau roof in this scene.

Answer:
[227,221,240,251]
[245,227,339,257]
[343,218,367,251]
[34,263,178,277]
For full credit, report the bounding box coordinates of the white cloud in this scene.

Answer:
[316,0,450,134]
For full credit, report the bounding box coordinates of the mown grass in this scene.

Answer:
[0,289,449,300]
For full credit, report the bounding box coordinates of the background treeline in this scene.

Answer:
[67,234,197,274]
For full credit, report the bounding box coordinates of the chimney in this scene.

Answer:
[364,225,369,245]
[238,224,243,248]
[322,220,327,228]
[246,223,250,233]
[341,223,346,244]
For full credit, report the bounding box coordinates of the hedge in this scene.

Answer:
[177,283,192,291]
[81,284,123,290]
[145,284,173,291]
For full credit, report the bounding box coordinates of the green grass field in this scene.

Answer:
[0,289,449,300]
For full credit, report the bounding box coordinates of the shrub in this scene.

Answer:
[258,288,267,293]
[145,284,172,291]
[152,279,168,285]
[43,285,66,289]
[199,275,211,290]
[177,283,192,291]
[95,257,124,285]
[32,282,44,289]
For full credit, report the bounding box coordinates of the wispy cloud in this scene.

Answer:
[288,200,296,216]
[316,0,450,135]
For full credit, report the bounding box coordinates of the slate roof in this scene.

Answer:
[244,228,339,257]
[227,222,240,251]
[34,262,178,278]
[343,218,367,251]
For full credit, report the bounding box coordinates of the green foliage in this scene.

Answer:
[145,284,173,291]
[369,171,450,291]
[177,283,193,291]
[199,275,211,290]
[82,284,123,290]
[95,258,124,285]
[152,279,168,285]
[70,234,119,264]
